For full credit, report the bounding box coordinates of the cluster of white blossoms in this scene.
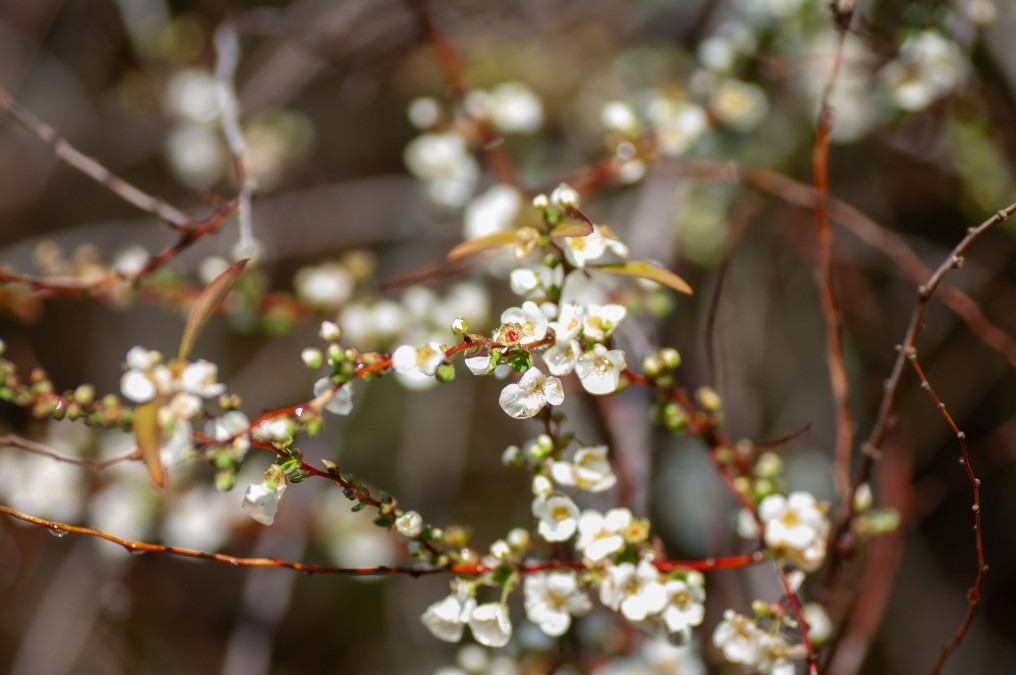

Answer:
[739,491,831,572]
[713,610,807,675]
[404,83,542,208]
[120,346,235,466]
[881,30,966,112]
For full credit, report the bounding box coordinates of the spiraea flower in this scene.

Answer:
[582,304,627,342]
[550,445,617,493]
[532,493,580,542]
[392,342,447,377]
[395,510,424,538]
[881,30,965,112]
[576,344,627,395]
[241,474,287,526]
[499,367,564,419]
[422,582,477,643]
[468,602,513,648]
[524,571,592,636]
[313,378,354,415]
[660,571,706,636]
[599,559,668,622]
[713,610,765,667]
[562,225,630,269]
[575,507,632,562]
[758,491,830,572]
[495,301,548,347]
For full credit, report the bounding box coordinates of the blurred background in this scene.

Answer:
[1,0,1016,673]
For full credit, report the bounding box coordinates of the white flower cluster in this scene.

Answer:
[740,491,831,572]
[881,30,966,112]
[422,581,513,648]
[404,82,543,208]
[713,610,807,675]
[120,346,236,466]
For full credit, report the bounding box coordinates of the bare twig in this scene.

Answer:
[812,13,855,511]
[906,356,986,674]
[0,86,192,229]
[0,434,136,469]
[0,502,767,576]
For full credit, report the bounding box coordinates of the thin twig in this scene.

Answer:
[812,14,854,512]
[0,502,767,576]
[0,434,137,469]
[906,356,986,674]
[0,86,192,229]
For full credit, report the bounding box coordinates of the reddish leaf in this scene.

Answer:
[596,261,693,295]
[178,258,249,360]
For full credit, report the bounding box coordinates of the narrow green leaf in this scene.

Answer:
[596,261,694,295]
[549,216,593,238]
[447,230,516,261]
[133,400,164,489]
[178,259,249,360]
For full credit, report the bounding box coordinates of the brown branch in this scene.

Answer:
[812,18,854,513]
[0,502,767,576]
[0,86,191,229]
[0,433,137,469]
[906,355,986,674]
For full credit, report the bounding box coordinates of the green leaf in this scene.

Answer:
[447,230,516,261]
[178,258,249,360]
[133,400,164,489]
[595,261,693,296]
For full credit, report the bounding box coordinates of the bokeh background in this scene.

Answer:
[1,0,1016,673]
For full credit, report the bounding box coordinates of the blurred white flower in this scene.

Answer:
[759,491,830,571]
[576,507,631,562]
[524,571,592,636]
[532,493,580,542]
[550,445,616,493]
[469,603,513,648]
[600,559,668,622]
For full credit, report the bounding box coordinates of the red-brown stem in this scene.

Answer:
[811,25,855,511]
[0,433,137,469]
[779,565,820,675]
[906,356,985,674]
[0,502,767,577]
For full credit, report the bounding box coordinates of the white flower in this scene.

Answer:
[882,30,965,112]
[294,262,353,310]
[647,97,708,157]
[180,360,226,398]
[576,344,626,395]
[242,479,287,526]
[319,320,342,342]
[550,445,616,493]
[757,632,808,675]
[121,370,157,403]
[252,416,293,442]
[713,610,764,667]
[710,79,768,131]
[582,304,626,342]
[532,494,580,542]
[531,474,554,498]
[396,511,424,538]
[313,378,354,415]
[601,100,640,134]
[576,507,631,562]
[468,603,512,648]
[407,96,441,129]
[207,410,251,457]
[422,589,477,643]
[464,184,521,239]
[759,491,830,571]
[403,132,479,208]
[550,183,580,210]
[488,82,544,134]
[499,367,564,419]
[465,351,493,376]
[524,571,592,636]
[543,339,581,376]
[600,559,668,622]
[391,342,446,376]
[562,224,629,268]
[660,574,706,634]
[509,269,540,296]
[496,301,548,347]
[550,303,585,342]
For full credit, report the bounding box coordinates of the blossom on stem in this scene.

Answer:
[550,445,617,493]
[524,571,592,637]
[575,507,631,562]
[241,478,287,526]
[532,493,580,542]
[499,367,564,419]
[422,585,477,643]
[468,602,513,648]
[576,344,626,395]
[599,559,668,622]
[758,491,830,572]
